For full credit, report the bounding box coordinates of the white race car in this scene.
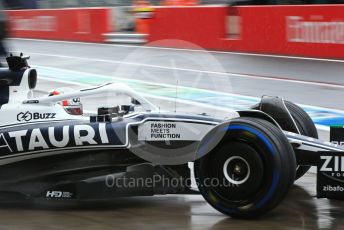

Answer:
[0,54,342,219]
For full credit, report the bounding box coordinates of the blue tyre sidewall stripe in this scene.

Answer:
[198,124,280,213]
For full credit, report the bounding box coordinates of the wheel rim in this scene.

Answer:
[205,140,265,202]
[223,156,251,185]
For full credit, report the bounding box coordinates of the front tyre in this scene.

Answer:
[194,117,296,219]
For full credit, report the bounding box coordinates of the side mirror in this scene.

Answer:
[27,69,37,89]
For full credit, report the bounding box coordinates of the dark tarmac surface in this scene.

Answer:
[2,38,344,229]
[0,174,343,230]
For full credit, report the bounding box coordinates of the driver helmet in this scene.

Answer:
[48,88,83,115]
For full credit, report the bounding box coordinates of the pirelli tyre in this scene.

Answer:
[252,101,318,180]
[194,117,296,219]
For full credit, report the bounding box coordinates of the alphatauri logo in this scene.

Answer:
[17,111,56,122]
[0,123,111,154]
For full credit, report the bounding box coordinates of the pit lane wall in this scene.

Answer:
[6,5,344,59]
[7,8,111,42]
[148,5,344,59]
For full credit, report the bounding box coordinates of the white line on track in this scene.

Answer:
[36,65,344,115]
[13,51,344,89]
[39,76,241,113]
[9,38,344,63]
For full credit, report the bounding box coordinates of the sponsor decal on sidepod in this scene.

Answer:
[0,123,111,154]
[17,111,56,122]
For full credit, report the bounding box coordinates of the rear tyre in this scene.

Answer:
[252,101,318,180]
[194,117,296,219]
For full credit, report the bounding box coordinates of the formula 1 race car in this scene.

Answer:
[0,54,343,219]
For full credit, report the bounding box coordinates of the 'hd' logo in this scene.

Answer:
[46,191,73,198]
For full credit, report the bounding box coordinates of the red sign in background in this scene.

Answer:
[7,8,111,42]
[148,5,344,59]
[6,6,344,59]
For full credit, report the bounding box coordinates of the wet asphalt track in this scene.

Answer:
[0,175,343,230]
[1,38,344,229]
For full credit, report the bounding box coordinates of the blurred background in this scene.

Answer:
[2,0,344,8]
[1,0,344,229]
